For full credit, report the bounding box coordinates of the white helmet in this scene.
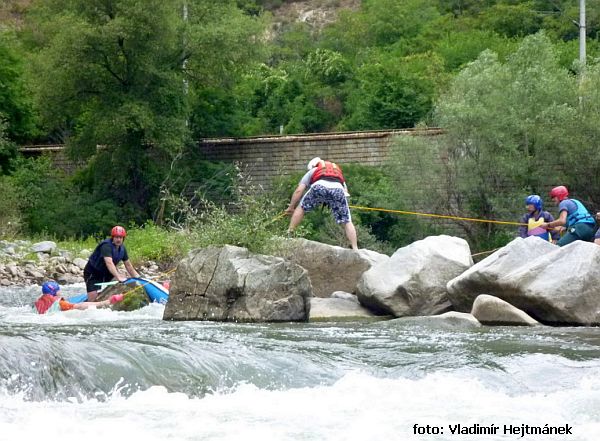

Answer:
[307,157,322,170]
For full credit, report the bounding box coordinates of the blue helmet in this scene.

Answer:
[525,194,543,212]
[42,281,61,296]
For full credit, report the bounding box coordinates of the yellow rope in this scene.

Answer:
[470,248,500,257]
[348,205,527,227]
[269,211,288,223]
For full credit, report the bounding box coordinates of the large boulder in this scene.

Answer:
[448,238,600,325]
[272,238,389,297]
[447,236,556,311]
[356,235,473,317]
[471,294,539,326]
[308,297,378,322]
[164,246,311,322]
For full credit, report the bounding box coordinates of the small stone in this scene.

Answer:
[69,264,81,275]
[330,291,359,303]
[0,279,11,286]
[72,258,88,270]
[6,265,17,276]
[31,241,57,254]
[26,269,45,279]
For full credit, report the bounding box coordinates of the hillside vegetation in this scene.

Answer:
[1,1,600,252]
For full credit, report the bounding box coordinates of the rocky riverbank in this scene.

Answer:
[165,235,600,326]
[0,239,163,287]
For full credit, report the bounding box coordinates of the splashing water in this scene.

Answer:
[1,285,599,440]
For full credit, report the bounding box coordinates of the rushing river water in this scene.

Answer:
[1,284,599,441]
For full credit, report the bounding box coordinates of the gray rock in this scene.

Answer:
[471,294,539,326]
[36,252,49,261]
[59,251,73,262]
[49,256,67,265]
[447,237,556,312]
[308,297,377,321]
[56,273,82,285]
[389,311,481,328]
[6,265,17,277]
[357,235,472,317]
[164,245,311,322]
[31,241,57,254]
[69,264,81,274]
[272,238,389,297]
[79,249,92,258]
[447,238,600,325]
[5,247,15,255]
[25,269,45,279]
[0,279,11,286]
[330,291,359,303]
[72,258,88,270]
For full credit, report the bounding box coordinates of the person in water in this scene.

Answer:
[540,186,597,246]
[34,281,124,314]
[286,157,358,250]
[518,195,559,243]
[83,226,140,301]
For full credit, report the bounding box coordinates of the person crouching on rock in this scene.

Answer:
[83,226,140,301]
[518,195,559,243]
[540,186,596,246]
[34,281,124,314]
[286,157,358,250]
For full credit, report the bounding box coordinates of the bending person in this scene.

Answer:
[83,226,140,301]
[541,186,596,246]
[34,281,123,314]
[286,157,358,250]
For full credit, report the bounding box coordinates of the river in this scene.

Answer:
[1,284,599,440]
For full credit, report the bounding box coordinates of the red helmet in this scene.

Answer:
[549,186,569,201]
[111,225,127,238]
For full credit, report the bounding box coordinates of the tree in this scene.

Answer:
[389,33,582,246]
[26,0,265,219]
[342,50,446,130]
[0,33,35,144]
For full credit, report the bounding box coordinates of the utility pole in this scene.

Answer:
[580,0,586,67]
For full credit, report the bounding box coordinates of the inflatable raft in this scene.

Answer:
[68,277,169,305]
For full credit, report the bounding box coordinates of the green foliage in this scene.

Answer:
[0,33,36,143]
[189,195,286,255]
[0,176,22,237]
[0,117,18,174]
[25,0,266,220]
[342,51,446,129]
[123,222,183,265]
[387,32,600,248]
[7,156,121,237]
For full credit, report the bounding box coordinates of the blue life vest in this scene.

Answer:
[566,199,595,228]
[88,239,126,272]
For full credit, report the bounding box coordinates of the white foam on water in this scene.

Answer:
[1,371,598,441]
[0,302,165,325]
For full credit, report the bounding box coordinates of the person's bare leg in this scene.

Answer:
[595,238,600,246]
[86,290,98,301]
[288,206,305,231]
[344,221,358,250]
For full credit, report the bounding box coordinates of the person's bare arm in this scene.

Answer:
[124,260,140,278]
[542,210,567,229]
[104,256,127,282]
[286,184,307,215]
